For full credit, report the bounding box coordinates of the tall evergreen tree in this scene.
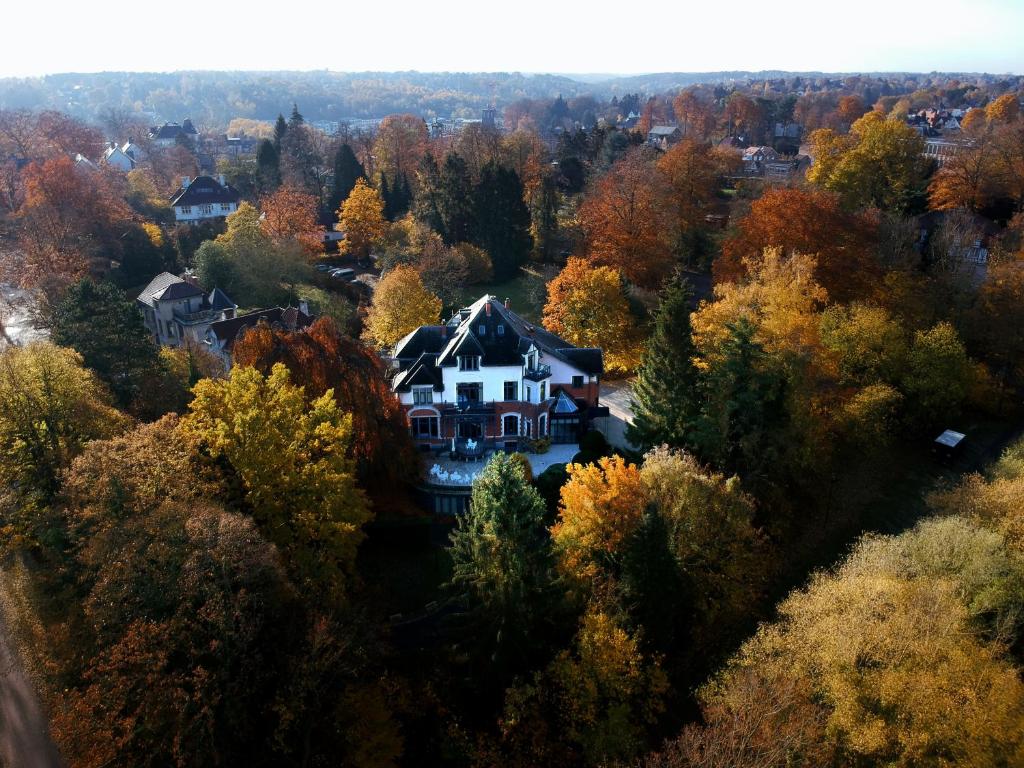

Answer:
[627,275,701,452]
[534,172,559,263]
[693,317,787,481]
[473,162,532,281]
[329,143,365,215]
[256,139,281,193]
[288,103,304,128]
[273,114,288,151]
[413,153,444,234]
[378,174,393,220]
[393,173,412,218]
[50,278,163,411]
[447,452,558,690]
[438,152,474,245]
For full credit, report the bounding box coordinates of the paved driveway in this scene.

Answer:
[598,380,638,451]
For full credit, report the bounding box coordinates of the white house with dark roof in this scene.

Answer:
[149,119,198,148]
[137,272,237,347]
[391,295,605,449]
[169,175,241,223]
[102,142,135,172]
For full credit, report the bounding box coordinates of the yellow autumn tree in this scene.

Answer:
[551,455,646,583]
[179,363,370,595]
[338,178,386,260]
[704,516,1024,767]
[543,257,643,374]
[363,264,442,348]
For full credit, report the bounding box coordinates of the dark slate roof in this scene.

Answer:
[149,121,197,140]
[393,326,448,364]
[137,272,183,307]
[649,125,680,136]
[558,348,603,376]
[209,307,313,352]
[154,281,203,302]
[169,176,241,207]
[392,294,604,376]
[394,353,444,392]
[208,287,236,312]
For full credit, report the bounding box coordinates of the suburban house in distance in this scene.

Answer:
[102,141,135,171]
[392,295,605,449]
[149,119,198,147]
[137,272,237,347]
[169,175,241,223]
[647,124,683,149]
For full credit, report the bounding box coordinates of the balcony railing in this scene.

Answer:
[173,308,220,324]
[524,363,551,381]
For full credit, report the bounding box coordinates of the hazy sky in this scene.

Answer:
[4,0,1022,77]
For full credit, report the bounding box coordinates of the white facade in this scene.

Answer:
[103,145,135,171]
[173,200,238,222]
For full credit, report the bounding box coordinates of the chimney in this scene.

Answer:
[181,176,191,189]
[485,301,491,317]
[504,296,510,309]
[441,325,447,339]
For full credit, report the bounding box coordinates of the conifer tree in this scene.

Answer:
[273,114,288,150]
[448,452,557,685]
[288,103,304,128]
[413,153,444,234]
[378,173,393,220]
[627,274,701,452]
[438,152,474,244]
[473,162,532,280]
[256,139,281,192]
[328,143,365,215]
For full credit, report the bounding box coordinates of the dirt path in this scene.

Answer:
[0,577,63,768]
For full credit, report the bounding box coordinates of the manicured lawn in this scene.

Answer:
[458,269,549,323]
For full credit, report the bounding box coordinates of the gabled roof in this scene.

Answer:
[149,121,197,140]
[392,294,604,377]
[208,307,313,353]
[394,352,444,392]
[649,125,681,136]
[169,176,240,207]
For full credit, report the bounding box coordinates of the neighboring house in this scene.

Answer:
[169,175,241,223]
[205,306,313,366]
[764,154,812,181]
[647,124,682,149]
[73,153,97,171]
[102,142,135,171]
[391,295,606,448]
[148,119,198,148]
[924,137,973,168]
[742,145,779,173]
[121,139,145,163]
[137,272,237,347]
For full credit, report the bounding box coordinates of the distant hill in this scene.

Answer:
[0,69,1012,130]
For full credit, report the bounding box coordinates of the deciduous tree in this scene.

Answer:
[338,178,386,260]
[363,265,442,348]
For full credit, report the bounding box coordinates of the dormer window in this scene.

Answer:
[459,355,480,371]
[478,324,486,336]
[497,325,504,335]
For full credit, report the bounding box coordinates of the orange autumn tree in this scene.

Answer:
[578,149,674,288]
[656,138,726,243]
[551,456,647,583]
[259,185,323,256]
[543,257,643,374]
[15,156,133,288]
[372,114,429,181]
[717,187,880,303]
[232,316,418,495]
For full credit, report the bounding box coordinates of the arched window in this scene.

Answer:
[503,414,520,436]
[538,413,547,436]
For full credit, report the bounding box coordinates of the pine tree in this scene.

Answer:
[473,162,532,281]
[273,114,288,150]
[256,139,281,192]
[378,174,393,220]
[448,452,557,686]
[693,317,786,480]
[413,153,444,234]
[288,103,304,128]
[329,143,365,215]
[438,152,474,244]
[627,275,701,452]
[394,173,412,218]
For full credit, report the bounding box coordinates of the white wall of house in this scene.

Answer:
[104,148,134,172]
[173,201,237,222]
[546,356,592,388]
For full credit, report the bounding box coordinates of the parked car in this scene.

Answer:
[330,268,356,281]
[315,263,333,272]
